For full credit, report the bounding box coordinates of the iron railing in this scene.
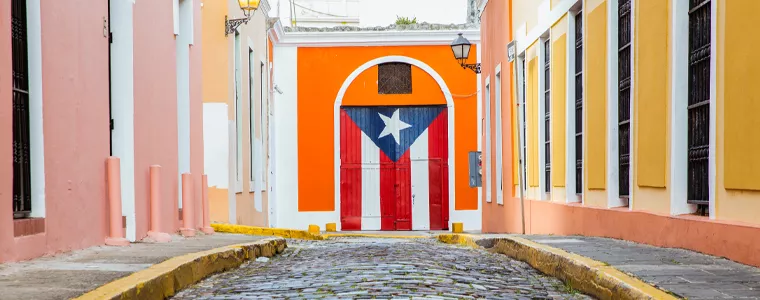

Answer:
[544,39,551,193]
[688,0,711,212]
[575,11,583,195]
[618,0,631,197]
[12,0,32,219]
[521,59,527,191]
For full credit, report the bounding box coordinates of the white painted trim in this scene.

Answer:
[234,33,243,194]
[495,64,504,205]
[516,54,527,194]
[267,19,285,44]
[333,56,465,230]
[484,76,491,203]
[606,0,626,208]
[669,0,692,216]
[228,120,237,224]
[177,0,192,208]
[173,0,179,35]
[708,0,716,219]
[565,10,578,203]
[247,37,256,193]
[275,30,480,47]
[537,36,548,200]
[258,58,266,193]
[109,0,136,240]
[25,0,45,218]
[273,46,297,229]
[515,0,577,55]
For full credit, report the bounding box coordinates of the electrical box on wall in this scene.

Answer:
[468,151,482,188]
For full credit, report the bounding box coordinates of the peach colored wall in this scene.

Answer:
[0,0,111,262]
[497,195,760,268]
[233,7,270,228]
[190,0,205,231]
[133,1,180,238]
[480,0,514,233]
[0,0,13,261]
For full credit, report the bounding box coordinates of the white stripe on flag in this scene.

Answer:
[411,129,430,230]
[361,131,381,230]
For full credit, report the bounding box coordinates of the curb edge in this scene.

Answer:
[437,234,680,300]
[73,237,287,300]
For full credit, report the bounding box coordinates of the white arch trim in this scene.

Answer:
[332,55,464,231]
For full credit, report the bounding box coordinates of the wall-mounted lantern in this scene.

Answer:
[450,33,481,74]
[225,0,261,36]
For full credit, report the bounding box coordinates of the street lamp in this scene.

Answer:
[450,33,481,74]
[225,0,261,36]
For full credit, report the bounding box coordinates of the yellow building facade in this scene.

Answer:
[483,0,760,268]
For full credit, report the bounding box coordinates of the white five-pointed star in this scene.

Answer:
[378,109,412,144]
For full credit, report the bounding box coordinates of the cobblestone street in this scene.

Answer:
[173,238,592,299]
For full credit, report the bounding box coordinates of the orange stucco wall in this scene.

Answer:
[296,46,479,212]
[480,0,515,233]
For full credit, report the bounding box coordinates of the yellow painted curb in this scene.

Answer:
[211,223,325,240]
[437,234,678,300]
[74,238,287,300]
[322,233,428,239]
[436,233,479,248]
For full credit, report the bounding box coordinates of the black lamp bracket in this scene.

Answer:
[461,63,481,74]
[225,14,252,36]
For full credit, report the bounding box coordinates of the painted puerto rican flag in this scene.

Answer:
[339,106,449,231]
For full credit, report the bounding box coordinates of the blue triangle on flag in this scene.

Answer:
[343,106,445,162]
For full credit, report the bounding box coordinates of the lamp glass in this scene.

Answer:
[238,0,261,10]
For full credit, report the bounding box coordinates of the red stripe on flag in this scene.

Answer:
[428,109,449,230]
[395,151,412,230]
[379,150,395,230]
[340,110,362,230]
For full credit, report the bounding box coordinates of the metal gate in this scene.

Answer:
[618,0,632,197]
[340,106,449,231]
[575,11,584,195]
[687,0,711,212]
[12,0,32,219]
[544,39,551,193]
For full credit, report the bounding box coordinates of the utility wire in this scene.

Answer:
[292,1,351,18]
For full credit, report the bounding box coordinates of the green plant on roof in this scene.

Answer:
[395,16,418,25]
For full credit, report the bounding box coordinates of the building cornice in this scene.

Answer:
[272,29,480,47]
[267,18,285,44]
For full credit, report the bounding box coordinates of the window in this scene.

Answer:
[258,61,265,191]
[687,0,711,214]
[12,0,32,218]
[485,79,491,203]
[544,39,551,194]
[378,62,412,94]
[249,48,255,187]
[521,58,527,192]
[234,33,242,191]
[575,11,584,195]
[495,69,503,205]
[618,0,632,197]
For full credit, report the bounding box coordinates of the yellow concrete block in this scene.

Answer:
[308,224,320,234]
[452,222,464,233]
[325,223,337,232]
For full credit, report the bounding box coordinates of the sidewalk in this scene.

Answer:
[518,235,760,299]
[0,233,267,300]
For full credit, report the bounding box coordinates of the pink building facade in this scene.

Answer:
[0,0,204,263]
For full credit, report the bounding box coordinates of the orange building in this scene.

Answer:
[268,21,482,231]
